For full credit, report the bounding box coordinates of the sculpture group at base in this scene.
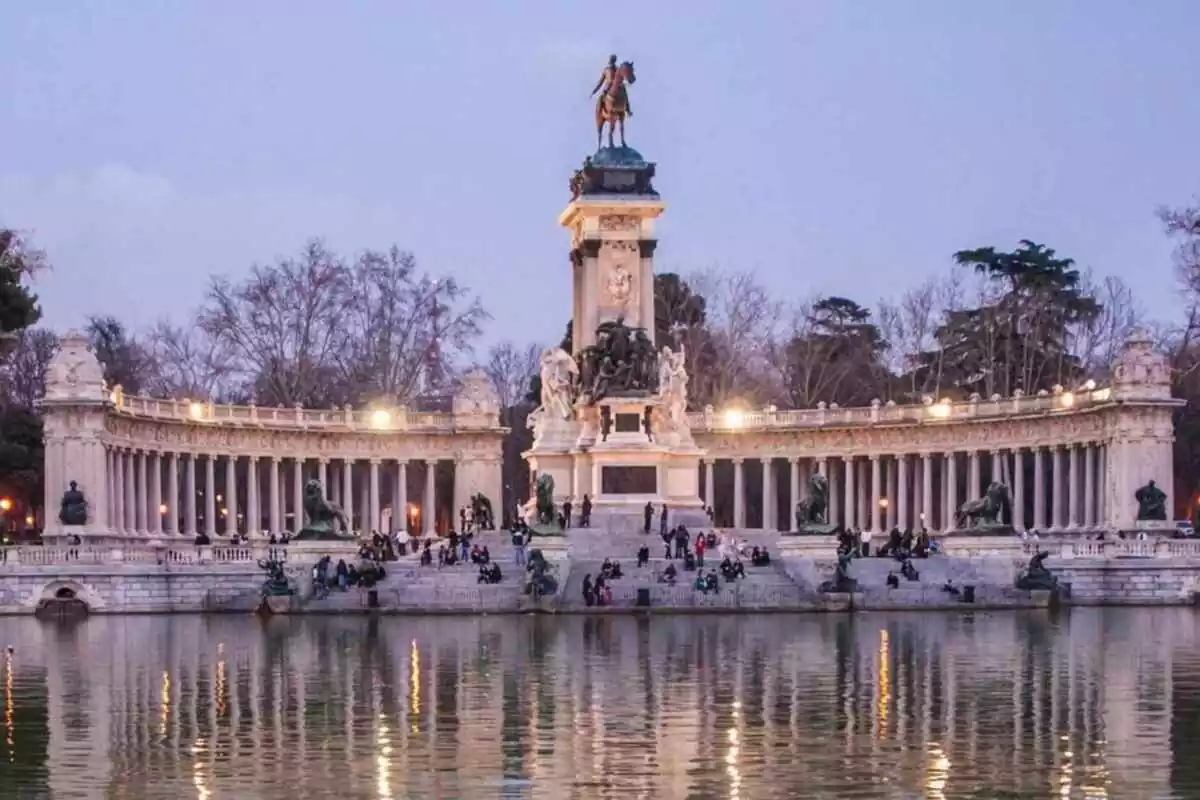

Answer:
[818,551,858,593]
[59,481,88,526]
[1135,479,1168,521]
[790,474,831,535]
[1015,550,1058,592]
[257,558,294,597]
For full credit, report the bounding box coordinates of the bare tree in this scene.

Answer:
[686,267,783,408]
[198,240,351,406]
[0,327,58,410]
[336,247,489,405]
[144,321,234,400]
[483,340,541,414]
[1069,271,1142,380]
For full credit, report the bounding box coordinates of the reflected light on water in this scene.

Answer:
[160,670,171,738]
[377,714,392,800]
[4,652,13,760]
[878,628,891,733]
[727,700,742,799]
[925,743,950,799]
[192,738,210,800]
[409,638,420,730]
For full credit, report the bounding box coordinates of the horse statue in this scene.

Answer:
[294,479,350,541]
[593,58,637,150]
[796,473,829,526]
[955,481,1012,529]
[535,474,556,525]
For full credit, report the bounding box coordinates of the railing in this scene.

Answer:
[687,387,1115,432]
[111,394,478,432]
[0,543,305,568]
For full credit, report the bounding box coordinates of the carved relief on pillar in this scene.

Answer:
[599,214,641,232]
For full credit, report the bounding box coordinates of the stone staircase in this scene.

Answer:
[802,552,1028,607]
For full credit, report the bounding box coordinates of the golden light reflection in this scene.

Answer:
[726,701,742,800]
[4,651,13,760]
[877,629,891,732]
[192,738,211,800]
[160,670,171,738]
[409,639,420,731]
[723,408,745,428]
[377,714,392,799]
[1058,738,1073,798]
[925,743,950,799]
[215,644,227,718]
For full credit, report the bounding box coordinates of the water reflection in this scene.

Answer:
[0,609,1197,798]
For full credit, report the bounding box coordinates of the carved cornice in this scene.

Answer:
[580,239,602,259]
[638,239,658,258]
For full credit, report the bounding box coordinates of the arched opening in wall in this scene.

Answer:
[34,582,90,620]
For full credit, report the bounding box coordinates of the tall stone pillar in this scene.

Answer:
[292,458,304,534]
[732,458,745,528]
[885,457,897,530]
[921,453,933,532]
[968,450,981,500]
[124,450,136,533]
[113,450,125,534]
[106,448,116,529]
[225,455,238,536]
[246,456,259,538]
[991,450,1003,484]
[167,452,179,535]
[897,454,909,532]
[1033,447,1046,530]
[1051,446,1065,530]
[788,457,799,532]
[843,457,856,529]
[944,453,957,530]
[1084,443,1096,528]
[761,458,772,530]
[185,454,197,536]
[395,460,408,535]
[149,452,162,536]
[318,458,328,495]
[268,456,281,536]
[204,454,217,536]
[1012,448,1025,531]
[870,455,882,533]
[424,460,437,535]
[359,473,370,535]
[135,450,147,534]
[369,459,381,534]
[703,459,715,512]
[342,460,354,530]
[1067,445,1080,529]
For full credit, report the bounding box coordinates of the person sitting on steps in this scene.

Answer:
[636,545,650,568]
[659,562,678,585]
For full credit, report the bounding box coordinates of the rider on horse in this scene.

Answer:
[592,55,632,121]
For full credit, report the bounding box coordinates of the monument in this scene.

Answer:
[525,55,707,530]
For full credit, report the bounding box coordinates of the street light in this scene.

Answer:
[0,498,11,512]
[878,497,889,510]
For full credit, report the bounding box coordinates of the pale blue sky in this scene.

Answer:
[2,0,1198,351]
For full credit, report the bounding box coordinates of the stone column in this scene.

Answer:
[167,452,179,535]
[897,454,910,532]
[761,458,772,530]
[870,455,882,533]
[149,452,162,536]
[1067,444,1080,529]
[1012,448,1025,531]
[105,448,115,529]
[342,460,354,530]
[788,457,799,532]
[732,458,745,528]
[857,460,868,530]
[292,458,304,534]
[945,453,957,530]
[1051,446,1065,530]
[921,453,933,532]
[133,450,147,534]
[395,460,408,535]
[824,458,837,526]
[359,474,370,535]
[269,457,281,536]
[369,459,381,534]
[204,454,217,537]
[247,456,260,538]
[112,450,125,534]
[123,450,136,533]
[185,454,197,536]
[424,460,436,535]
[1084,442,1096,528]
[968,450,981,500]
[843,457,856,529]
[703,459,715,512]
[886,457,897,530]
[991,450,1003,485]
[1033,447,1046,530]
[318,458,328,494]
[225,455,238,536]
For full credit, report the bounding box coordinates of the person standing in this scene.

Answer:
[581,494,592,527]
[512,527,526,566]
[563,498,573,529]
[660,504,669,537]
[643,502,653,534]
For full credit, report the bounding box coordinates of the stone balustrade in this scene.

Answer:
[0,542,294,567]
[115,393,459,431]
